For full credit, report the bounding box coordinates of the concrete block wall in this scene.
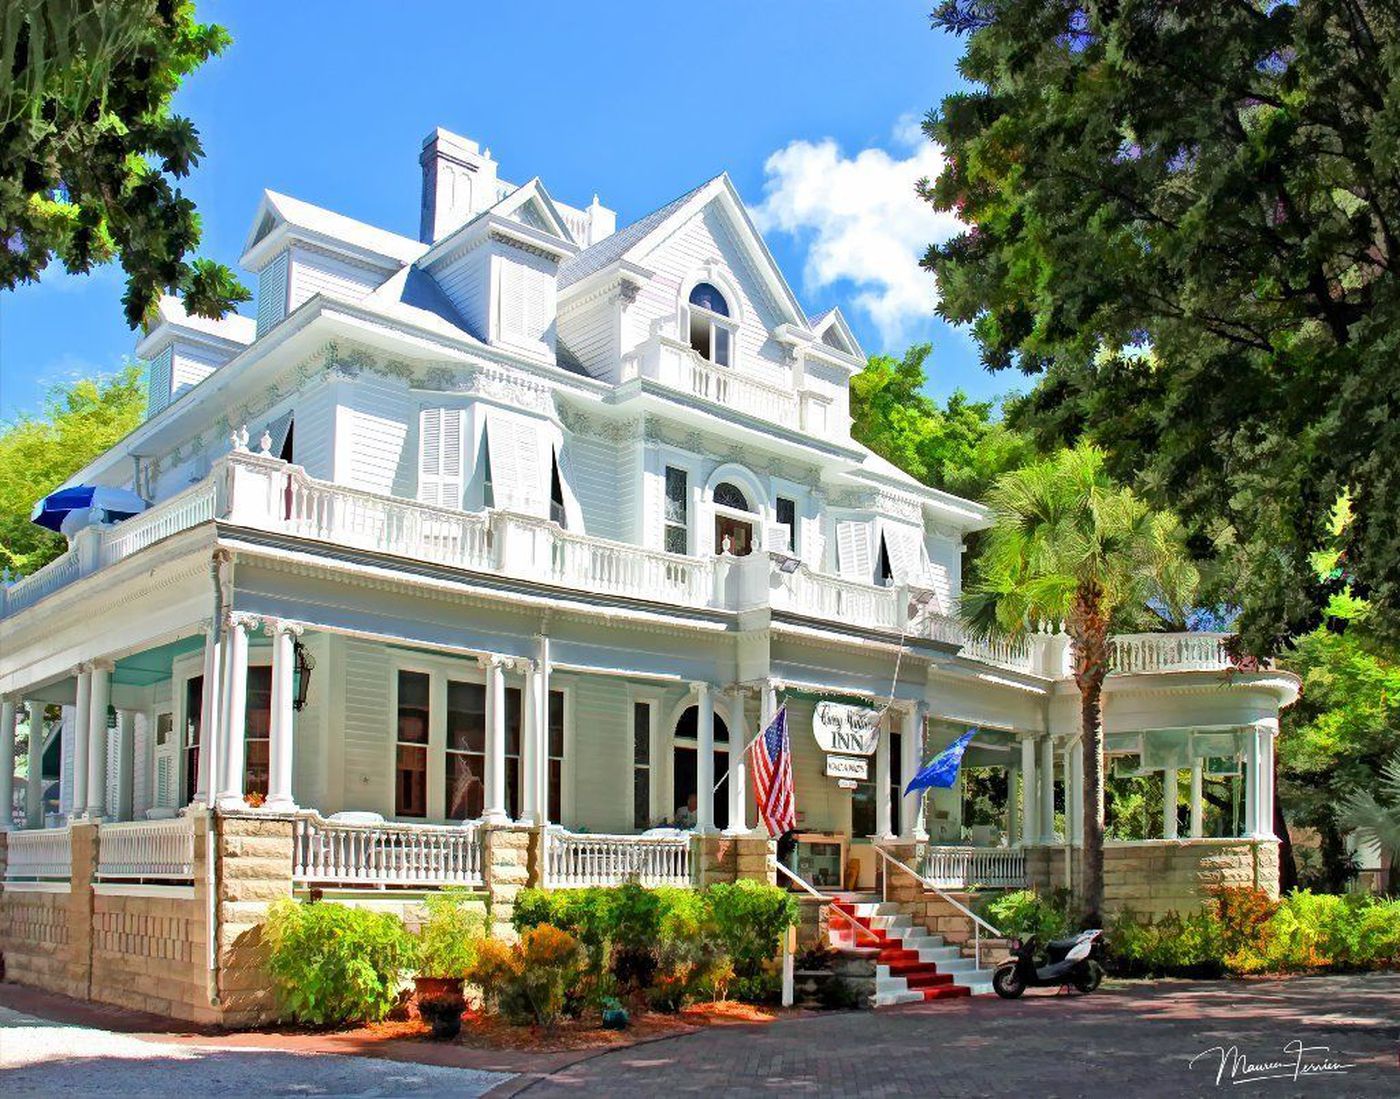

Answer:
[483,824,532,940]
[215,813,295,1026]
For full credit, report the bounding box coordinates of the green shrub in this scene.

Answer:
[415,888,488,978]
[705,881,798,979]
[1107,908,1224,978]
[980,888,1074,941]
[264,899,416,1025]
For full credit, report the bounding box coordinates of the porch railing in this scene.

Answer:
[5,826,72,881]
[99,480,218,568]
[292,814,485,888]
[1,550,80,616]
[959,635,1036,674]
[783,567,901,631]
[96,818,195,880]
[920,845,1027,890]
[543,830,693,888]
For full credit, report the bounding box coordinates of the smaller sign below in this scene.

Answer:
[836,778,859,790]
[825,754,868,780]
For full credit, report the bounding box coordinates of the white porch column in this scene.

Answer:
[264,620,300,812]
[114,710,135,821]
[0,700,16,830]
[901,703,928,841]
[534,636,551,822]
[1257,719,1278,840]
[874,711,893,839]
[71,665,92,821]
[26,701,45,828]
[1163,770,1180,840]
[724,691,749,834]
[215,612,254,810]
[1243,724,1261,837]
[1005,768,1020,845]
[694,682,714,834]
[1039,735,1056,843]
[84,660,112,820]
[482,655,508,822]
[1019,734,1037,845]
[519,658,541,824]
[1189,759,1205,838]
[1069,742,1084,847]
[196,621,223,806]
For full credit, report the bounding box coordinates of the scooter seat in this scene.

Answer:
[1046,936,1083,951]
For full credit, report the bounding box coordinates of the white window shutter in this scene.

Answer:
[499,263,525,339]
[880,521,922,584]
[836,519,873,581]
[486,414,545,515]
[418,409,464,509]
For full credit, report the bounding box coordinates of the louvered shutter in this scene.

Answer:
[486,414,546,515]
[418,409,464,508]
[836,519,873,581]
[879,521,922,585]
[105,720,120,817]
[499,262,525,339]
[132,713,151,819]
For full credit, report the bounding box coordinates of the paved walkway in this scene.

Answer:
[0,1004,513,1097]
[519,974,1400,1098]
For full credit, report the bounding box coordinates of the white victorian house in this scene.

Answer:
[0,127,1298,930]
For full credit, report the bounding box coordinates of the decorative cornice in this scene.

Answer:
[641,417,822,488]
[263,619,304,638]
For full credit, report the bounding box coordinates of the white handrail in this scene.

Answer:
[5,826,72,880]
[921,845,1027,890]
[99,479,217,566]
[773,860,883,947]
[873,844,1002,971]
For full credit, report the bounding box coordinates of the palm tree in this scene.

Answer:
[961,444,1198,921]
[1339,753,1400,894]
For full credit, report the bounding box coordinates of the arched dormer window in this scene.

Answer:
[687,281,736,367]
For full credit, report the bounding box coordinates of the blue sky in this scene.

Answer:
[0,1,1013,421]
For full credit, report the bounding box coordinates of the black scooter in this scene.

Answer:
[992,928,1105,998]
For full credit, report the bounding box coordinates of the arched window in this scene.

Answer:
[687,281,734,366]
[712,482,750,512]
[672,705,730,830]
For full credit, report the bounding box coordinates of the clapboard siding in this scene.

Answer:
[338,636,393,814]
[926,534,960,609]
[567,675,632,833]
[286,246,388,312]
[337,374,413,496]
[557,298,618,380]
[170,344,222,402]
[432,246,491,339]
[564,434,627,541]
[294,380,337,482]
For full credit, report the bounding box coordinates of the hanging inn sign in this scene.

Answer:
[814,701,882,782]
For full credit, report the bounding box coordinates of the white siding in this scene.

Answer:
[170,344,222,402]
[567,675,632,833]
[925,533,960,610]
[132,711,150,819]
[432,245,491,339]
[294,379,338,482]
[564,434,627,540]
[557,298,618,380]
[333,375,413,496]
[286,246,388,312]
[338,635,393,815]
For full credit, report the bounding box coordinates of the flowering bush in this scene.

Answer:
[465,924,583,1027]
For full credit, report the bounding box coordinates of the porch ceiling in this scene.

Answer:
[114,635,204,686]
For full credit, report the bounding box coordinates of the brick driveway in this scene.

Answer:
[512,974,1400,1098]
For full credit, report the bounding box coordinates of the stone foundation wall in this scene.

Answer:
[214,813,294,1027]
[483,825,532,940]
[696,834,776,887]
[1025,839,1281,919]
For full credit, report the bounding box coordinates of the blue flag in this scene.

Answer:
[904,729,978,795]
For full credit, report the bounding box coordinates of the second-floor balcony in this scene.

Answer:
[1,449,1246,682]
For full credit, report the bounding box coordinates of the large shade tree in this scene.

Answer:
[962,444,1198,919]
[1,0,247,324]
[924,1,1400,655]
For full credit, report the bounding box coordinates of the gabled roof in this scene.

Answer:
[558,173,810,329]
[417,176,578,271]
[558,178,713,289]
[808,306,864,361]
[491,177,574,242]
[240,190,427,271]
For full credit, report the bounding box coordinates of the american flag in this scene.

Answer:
[750,705,795,837]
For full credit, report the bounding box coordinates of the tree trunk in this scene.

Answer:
[1071,583,1110,926]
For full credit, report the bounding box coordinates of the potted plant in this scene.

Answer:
[414,888,486,1000]
[417,992,466,1039]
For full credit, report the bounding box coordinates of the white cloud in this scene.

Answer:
[751,117,963,347]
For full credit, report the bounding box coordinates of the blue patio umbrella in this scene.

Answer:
[30,485,146,533]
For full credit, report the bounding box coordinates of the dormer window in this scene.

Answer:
[687,282,734,367]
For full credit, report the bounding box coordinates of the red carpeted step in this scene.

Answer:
[920,985,971,1001]
[904,971,955,989]
[878,949,921,966]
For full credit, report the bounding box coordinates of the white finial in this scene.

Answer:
[721,534,733,555]
[258,430,273,456]
[233,425,250,452]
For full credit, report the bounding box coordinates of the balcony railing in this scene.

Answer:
[96,818,195,881]
[1109,633,1235,674]
[292,813,485,888]
[5,826,72,881]
[543,830,693,888]
[0,449,1249,684]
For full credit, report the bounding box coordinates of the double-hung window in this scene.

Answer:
[632,701,651,829]
[776,496,797,554]
[396,671,430,818]
[664,466,689,554]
